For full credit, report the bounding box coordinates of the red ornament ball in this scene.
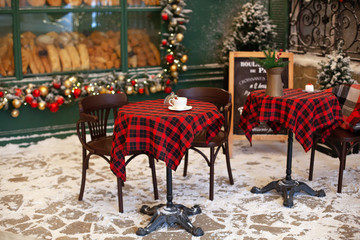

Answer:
[0,91,4,98]
[32,89,40,98]
[166,54,175,64]
[25,95,33,104]
[73,88,81,98]
[131,80,136,86]
[30,100,38,108]
[166,79,171,85]
[56,96,65,105]
[161,39,168,46]
[138,88,144,94]
[49,102,59,112]
[15,88,23,96]
[164,86,172,94]
[53,81,61,89]
[162,13,169,21]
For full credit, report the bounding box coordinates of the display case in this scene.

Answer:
[0,0,162,80]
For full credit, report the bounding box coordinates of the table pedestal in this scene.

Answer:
[250,131,326,207]
[136,167,204,236]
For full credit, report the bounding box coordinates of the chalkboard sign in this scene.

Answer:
[228,51,294,142]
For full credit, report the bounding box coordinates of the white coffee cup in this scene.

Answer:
[305,84,314,92]
[169,97,187,109]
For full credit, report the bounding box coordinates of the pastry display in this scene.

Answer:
[46,0,62,6]
[15,28,160,75]
[0,34,14,76]
[27,0,46,7]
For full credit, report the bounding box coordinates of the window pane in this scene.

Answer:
[20,12,121,75]
[127,0,160,7]
[0,15,14,77]
[19,0,120,8]
[128,11,161,68]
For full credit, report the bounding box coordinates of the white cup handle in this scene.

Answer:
[169,98,175,106]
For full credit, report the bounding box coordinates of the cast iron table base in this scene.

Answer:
[250,131,326,208]
[136,167,204,236]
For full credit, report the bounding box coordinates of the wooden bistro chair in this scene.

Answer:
[176,87,234,200]
[309,84,360,193]
[76,93,159,212]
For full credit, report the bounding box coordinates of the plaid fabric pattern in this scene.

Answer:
[110,99,224,181]
[239,89,343,152]
[327,84,360,132]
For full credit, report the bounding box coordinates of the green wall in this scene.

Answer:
[0,0,288,145]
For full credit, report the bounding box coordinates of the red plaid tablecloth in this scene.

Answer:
[110,99,224,181]
[239,89,343,152]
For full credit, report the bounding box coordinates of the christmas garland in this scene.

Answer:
[0,0,191,118]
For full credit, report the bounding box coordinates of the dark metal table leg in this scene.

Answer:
[251,131,326,207]
[136,167,204,236]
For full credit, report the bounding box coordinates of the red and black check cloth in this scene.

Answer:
[239,89,343,152]
[110,99,224,181]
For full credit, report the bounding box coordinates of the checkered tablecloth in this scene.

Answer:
[110,99,224,181]
[239,89,343,152]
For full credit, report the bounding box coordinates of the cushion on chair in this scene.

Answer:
[330,84,360,133]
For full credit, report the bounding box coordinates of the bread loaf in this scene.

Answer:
[46,44,61,72]
[77,43,90,70]
[46,0,61,6]
[21,48,30,74]
[64,0,82,6]
[32,47,45,74]
[27,0,46,6]
[57,47,72,71]
[65,45,81,70]
[0,0,5,7]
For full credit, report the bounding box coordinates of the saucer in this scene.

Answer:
[168,105,192,111]
[302,90,322,93]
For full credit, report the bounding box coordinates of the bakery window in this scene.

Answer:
[0,0,162,79]
[20,12,122,75]
[0,14,14,77]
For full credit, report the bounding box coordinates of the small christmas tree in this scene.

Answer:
[317,41,354,89]
[221,2,277,63]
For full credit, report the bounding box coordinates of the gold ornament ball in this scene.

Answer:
[25,88,32,95]
[38,101,46,110]
[39,85,49,97]
[64,89,72,96]
[12,99,22,108]
[181,54,188,63]
[100,87,107,94]
[68,76,77,83]
[150,85,157,93]
[11,109,20,118]
[176,33,184,42]
[0,102,4,110]
[171,71,179,78]
[170,40,175,45]
[182,65,188,71]
[170,64,178,72]
[156,84,162,92]
[175,7,182,15]
[126,86,134,95]
[173,78,178,84]
[64,80,72,88]
[172,4,178,10]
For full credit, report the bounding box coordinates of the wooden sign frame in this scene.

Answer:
[228,51,294,152]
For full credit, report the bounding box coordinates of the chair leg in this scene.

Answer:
[183,149,189,177]
[309,139,317,181]
[338,142,347,193]
[209,147,215,201]
[78,154,90,201]
[117,177,124,213]
[224,142,234,185]
[148,156,159,200]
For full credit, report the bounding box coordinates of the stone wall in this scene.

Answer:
[293,54,360,90]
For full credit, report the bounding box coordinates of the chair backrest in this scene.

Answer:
[176,87,232,135]
[79,93,128,140]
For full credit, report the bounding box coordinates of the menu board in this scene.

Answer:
[228,51,294,141]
